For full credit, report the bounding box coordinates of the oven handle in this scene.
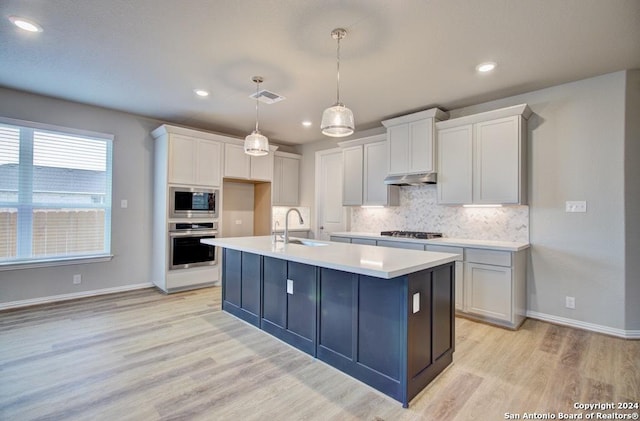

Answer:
[169,230,218,237]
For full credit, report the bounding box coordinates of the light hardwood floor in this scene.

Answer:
[1,287,638,421]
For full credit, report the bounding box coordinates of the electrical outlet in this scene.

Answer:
[120,199,128,208]
[73,274,82,285]
[565,201,587,213]
[565,296,575,309]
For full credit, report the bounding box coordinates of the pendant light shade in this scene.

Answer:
[321,28,354,138]
[244,76,269,156]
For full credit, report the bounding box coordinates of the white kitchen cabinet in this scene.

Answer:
[376,240,425,250]
[436,104,531,205]
[436,125,473,204]
[463,248,526,328]
[168,134,222,187]
[382,108,449,176]
[465,262,512,321]
[224,143,275,182]
[273,152,301,206]
[338,135,399,207]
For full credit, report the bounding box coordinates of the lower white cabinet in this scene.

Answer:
[465,262,512,321]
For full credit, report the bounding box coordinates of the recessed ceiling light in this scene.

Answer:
[193,89,209,97]
[302,121,312,127]
[476,62,497,73]
[9,16,43,33]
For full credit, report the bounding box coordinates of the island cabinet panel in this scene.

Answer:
[316,264,454,407]
[262,257,317,356]
[318,268,357,361]
[222,249,262,327]
[406,264,455,402]
[357,275,403,381]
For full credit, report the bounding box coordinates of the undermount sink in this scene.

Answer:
[287,239,329,247]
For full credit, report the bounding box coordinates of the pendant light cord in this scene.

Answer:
[255,80,260,132]
[336,35,341,105]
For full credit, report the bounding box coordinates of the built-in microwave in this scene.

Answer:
[169,186,218,219]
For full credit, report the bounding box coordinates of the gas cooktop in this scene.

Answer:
[380,231,443,239]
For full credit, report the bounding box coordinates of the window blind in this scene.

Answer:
[0,119,113,265]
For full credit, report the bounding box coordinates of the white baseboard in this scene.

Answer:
[0,282,155,311]
[526,310,640,339]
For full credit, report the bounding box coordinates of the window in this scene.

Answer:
[0,117,113,267]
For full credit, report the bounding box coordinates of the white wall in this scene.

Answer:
[221,181,255,237]
[625,70,640,331]
[0,88,161,304]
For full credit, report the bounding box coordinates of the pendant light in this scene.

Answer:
[244,76,269,156]
[321,28,355,137]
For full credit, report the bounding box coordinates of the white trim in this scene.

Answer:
[526,310,640,339]
[0,255,113,271]
[0,116,114,141]
[0,282,154,311]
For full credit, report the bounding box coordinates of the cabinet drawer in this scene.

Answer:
[376,240,425,250]
[465,248,511,267]
[425,245,464,260]
[351,238,377,246]
[330,236,351,244]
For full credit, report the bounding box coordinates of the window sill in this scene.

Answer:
[0,254,114,271]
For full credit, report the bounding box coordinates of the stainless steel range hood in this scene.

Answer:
[383,173,437,186]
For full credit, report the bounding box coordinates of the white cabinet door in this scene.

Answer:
[196,139,221,186]
[168,135,196,185]
[465,262,512,322]
[169,135,221,186]
[342,145,363,206]
[273,155,300,206]
[363,141,391,205]
[437,124,473,204]
[250,152,273,181]
[387,124,410,175]
[409,118,434,173]
[474,116,520,204]
[224,143,251,179]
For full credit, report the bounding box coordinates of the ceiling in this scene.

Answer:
[1,0,639,146]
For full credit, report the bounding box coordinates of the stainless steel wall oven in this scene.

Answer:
[168,222,217,270]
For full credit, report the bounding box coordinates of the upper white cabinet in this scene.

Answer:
[382,108,449,176]
[273,151,301,206]
[436,104,532,205]
[153,127,222,188]
[169,134,222,187]
[339,134,399,206]
[224,143,276,182]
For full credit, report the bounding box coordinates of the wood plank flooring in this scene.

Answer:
[1,286,638,420]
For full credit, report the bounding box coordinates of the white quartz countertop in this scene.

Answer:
[202,236,459,279]
[330,232,530,252]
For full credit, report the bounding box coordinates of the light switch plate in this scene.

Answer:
[286,279,293,295]
[120,199,128,208]
[412,293,420,313]
[565,201,587,213]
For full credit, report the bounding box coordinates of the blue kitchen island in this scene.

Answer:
[201,236,459,407]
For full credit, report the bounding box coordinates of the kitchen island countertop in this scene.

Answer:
[202,236,459,279]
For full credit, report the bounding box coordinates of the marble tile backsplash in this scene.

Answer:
[350,185,529,242]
